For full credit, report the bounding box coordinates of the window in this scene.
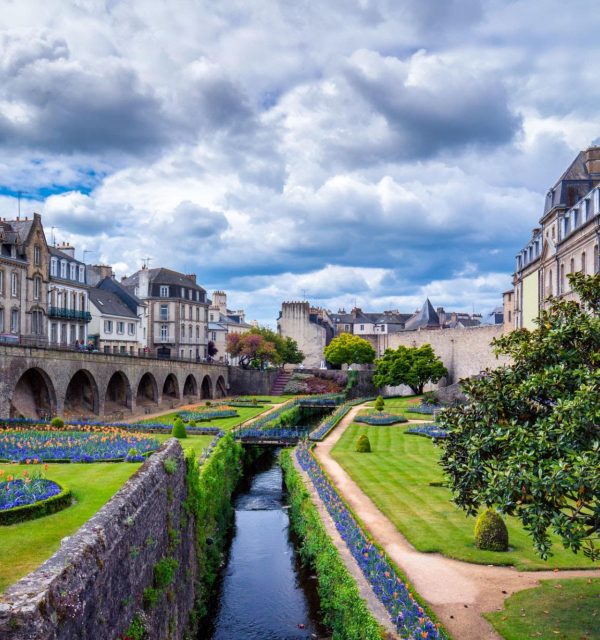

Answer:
[10,308,19,333]
[60,261,67,279]
[360,324,364,330]
[120,345,126,354]
[0,308,4,332]
[117,321,124,334]
[595,245,599,273]
[0,270,4,295]
[188,324,192,339]
[196,308,200,321]
[34,245,41,266]
[70,264,76,280]
[181,323,185,338]
[33,276,41,300]
[181,304,185,317]
[508,310,512,322]
[11,272,18,297]
[180,349,184,358]
[160,285,169,297]
[104,320,113,333]
[582,252,587,275]
[209,313,214,322]
[79,325,84,342]
[159,304,169,321]
[70,324,76,343]
[181,287,185,298]
[78,265,85,283]
[51,322,57,343]
[50,258,57,277]
[560,263,565,293]
[211,331,216,341]
[548,270,553,296]
[196,326,200,339]
[160,324,168,340]
[128,323,135,335]
[188,289,193,300]
[188,306,192,320]
[31,309,43,335]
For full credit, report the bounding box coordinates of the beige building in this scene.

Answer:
[208,291,252,364]
[513,146,600,329]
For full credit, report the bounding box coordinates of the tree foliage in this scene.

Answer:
[324,333,376,366]
[226,326,304,368]
[373,344,447,394]
[439,273,600,560]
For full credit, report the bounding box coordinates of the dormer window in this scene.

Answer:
[50,258,58,277]
[160,285,169,297]
[78,265,85,283]
[60,261,67,279]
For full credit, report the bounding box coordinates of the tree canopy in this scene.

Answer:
[372,343,447,394]
[324,333,376,366]
[439,273,600,560]
[226,326,304,368]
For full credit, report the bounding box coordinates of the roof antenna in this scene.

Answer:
[142,257,152,269]
[51,226,58,246]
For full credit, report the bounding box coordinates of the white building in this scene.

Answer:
[88,288,142,355]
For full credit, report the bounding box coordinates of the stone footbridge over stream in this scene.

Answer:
[0,344,229,420]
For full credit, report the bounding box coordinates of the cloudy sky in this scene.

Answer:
[1,0,598,326]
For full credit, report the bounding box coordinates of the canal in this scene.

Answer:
[199,451,328,640]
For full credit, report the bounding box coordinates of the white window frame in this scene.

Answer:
[104,320,113,333]
[11,272,18,297]
[160,285,169,297]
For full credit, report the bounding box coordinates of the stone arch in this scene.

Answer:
[105,371,132,412]
[137,372,158,406]
[200,375,213,399]
[215,375,227,398]
[183,374,198,398]
[162,373,180,399]
[64,369,100,416]
[11,367,57,419]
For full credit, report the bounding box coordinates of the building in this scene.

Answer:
[208,291,253,363]
[330,308,411,337]
[512,145,600,329]
[0,221,28,340]
[88,288,142,355]
[121,266,209,360]
[47,243,91,347]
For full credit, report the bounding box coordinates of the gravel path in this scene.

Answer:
[313,403,600,640]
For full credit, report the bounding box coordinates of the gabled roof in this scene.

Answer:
[89,288,138,319]
[122,267,206,293]
[49,246,84,265]
[403,299,440,331]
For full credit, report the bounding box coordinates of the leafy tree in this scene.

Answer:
[373,344,447,394]
[438,273,600,560]
[280,336,304,365]
[225,326,303,368]
[324,333,376,367]
[207,340,218,357]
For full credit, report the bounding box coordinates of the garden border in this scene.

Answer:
[0,483,72,526]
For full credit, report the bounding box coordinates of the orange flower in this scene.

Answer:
[421,633,428,639]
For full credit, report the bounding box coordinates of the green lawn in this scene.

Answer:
[233,395,297,402]
[365,395,434,421]
[485,578,600,640]
[142,404,273,430]
[331,424,597,570]
[155,433,215,457]
[0,462,140,592]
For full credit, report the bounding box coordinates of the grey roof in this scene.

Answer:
[404,299,440,331]
[89,288,138,319]
[49,246,84,265]
[122,268,206,293]
[9,218,35,242]
[331,309,412,327]
[208,322,227,331]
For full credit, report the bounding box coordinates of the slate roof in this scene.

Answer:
[49,246,85,265]
[89,288,138,319]
[403,299,440,331]
[9,218,35,243]
[122,268,206,293]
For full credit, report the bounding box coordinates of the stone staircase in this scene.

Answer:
[270,369,292,396]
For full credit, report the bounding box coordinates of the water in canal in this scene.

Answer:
[200,452,328,640]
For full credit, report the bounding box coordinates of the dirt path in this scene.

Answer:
[313,403,600,640]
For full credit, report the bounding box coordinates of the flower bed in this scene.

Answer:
[234,398,301,438]
[355,412,408,425]
[296,442,445,639]
[406,424,449,439]
[308,397,375,441]
[178,409,239,422]
[283,372,345,395]
[0,429,159,463]
[405,404,442,415]
[0,469,72,525]
[226,402,265,408]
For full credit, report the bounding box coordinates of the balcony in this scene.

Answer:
[48,306,92,322]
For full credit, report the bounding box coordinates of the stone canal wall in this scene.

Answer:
[0,439,196,640]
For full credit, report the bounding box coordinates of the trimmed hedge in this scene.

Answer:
[356,434,371,452]
[0,484,72,525]
[280,451,384,640]
[475,509,509,552]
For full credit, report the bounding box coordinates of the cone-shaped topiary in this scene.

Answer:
[374,395,385,412]
[474,509,509,551]
[171,417,187,439]
[356,434,371,453]
[50,416,64,428]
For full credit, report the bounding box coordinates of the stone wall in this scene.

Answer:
[278,302,328,369]
[0,439,196,640]
[228,367,279,396]
[377,325,509,386]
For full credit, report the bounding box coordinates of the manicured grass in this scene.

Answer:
[485,578,600,640]
[331,424,597,570]
[155,433,215,457]
[234,395,297,402]
[365,395,433,420]
[142,404,273,431]
[0,461,140,592]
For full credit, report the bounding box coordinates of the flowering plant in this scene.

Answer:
[406,424,449,439]
[0,466,61,511]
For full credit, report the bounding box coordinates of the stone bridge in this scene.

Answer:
[0,345,229,420]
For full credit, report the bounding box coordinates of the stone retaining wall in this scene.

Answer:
[228,367,279,396]
[0,439,196,640]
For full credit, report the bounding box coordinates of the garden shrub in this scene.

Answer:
[50,417,64,428]
[374,395,385,412]
[355,434,371,453]
[474,509,509,551]
[422,391,439,406]
[171,418,187,439]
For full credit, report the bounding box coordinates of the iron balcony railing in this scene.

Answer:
[48,306,92,322]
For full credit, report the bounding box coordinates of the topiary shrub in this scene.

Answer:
[474,509,509,551]
[171,418,187,439]
[355,434,371,453]
[374,395,385,412]
[50,416,64,429]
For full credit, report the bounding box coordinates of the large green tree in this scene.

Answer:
[373,344,447,394]
[324,333,376,367]
[439,273,600,560]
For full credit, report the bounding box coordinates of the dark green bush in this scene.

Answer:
[50,416,64,428]
[171,418,187,439]
[355,434,371,453]
[474,509,509,551]
[374,395,385,412]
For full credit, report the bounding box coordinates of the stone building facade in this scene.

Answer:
[512,145,600,329]
[277,302,334,368]
[208,290,252,364]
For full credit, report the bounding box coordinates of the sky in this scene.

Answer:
[1,0,599,327]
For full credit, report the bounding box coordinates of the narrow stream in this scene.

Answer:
[199,452,328,640]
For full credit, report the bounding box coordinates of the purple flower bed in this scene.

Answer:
[178,409,239,421]
[405,404,442,415]
[406,424,449,439]
[355,412,408,425]
[196,431,226,467]
[296,443,445,639]
[1,476,62,510]
[308,397,375,441]
[237,427,305,442]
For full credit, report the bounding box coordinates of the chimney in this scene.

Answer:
[86,264,114,286]
[584,145,600,175]
[137,268,150,298]
[212,291,227,314]
[186,273,197,284]
[59,242,75,258]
